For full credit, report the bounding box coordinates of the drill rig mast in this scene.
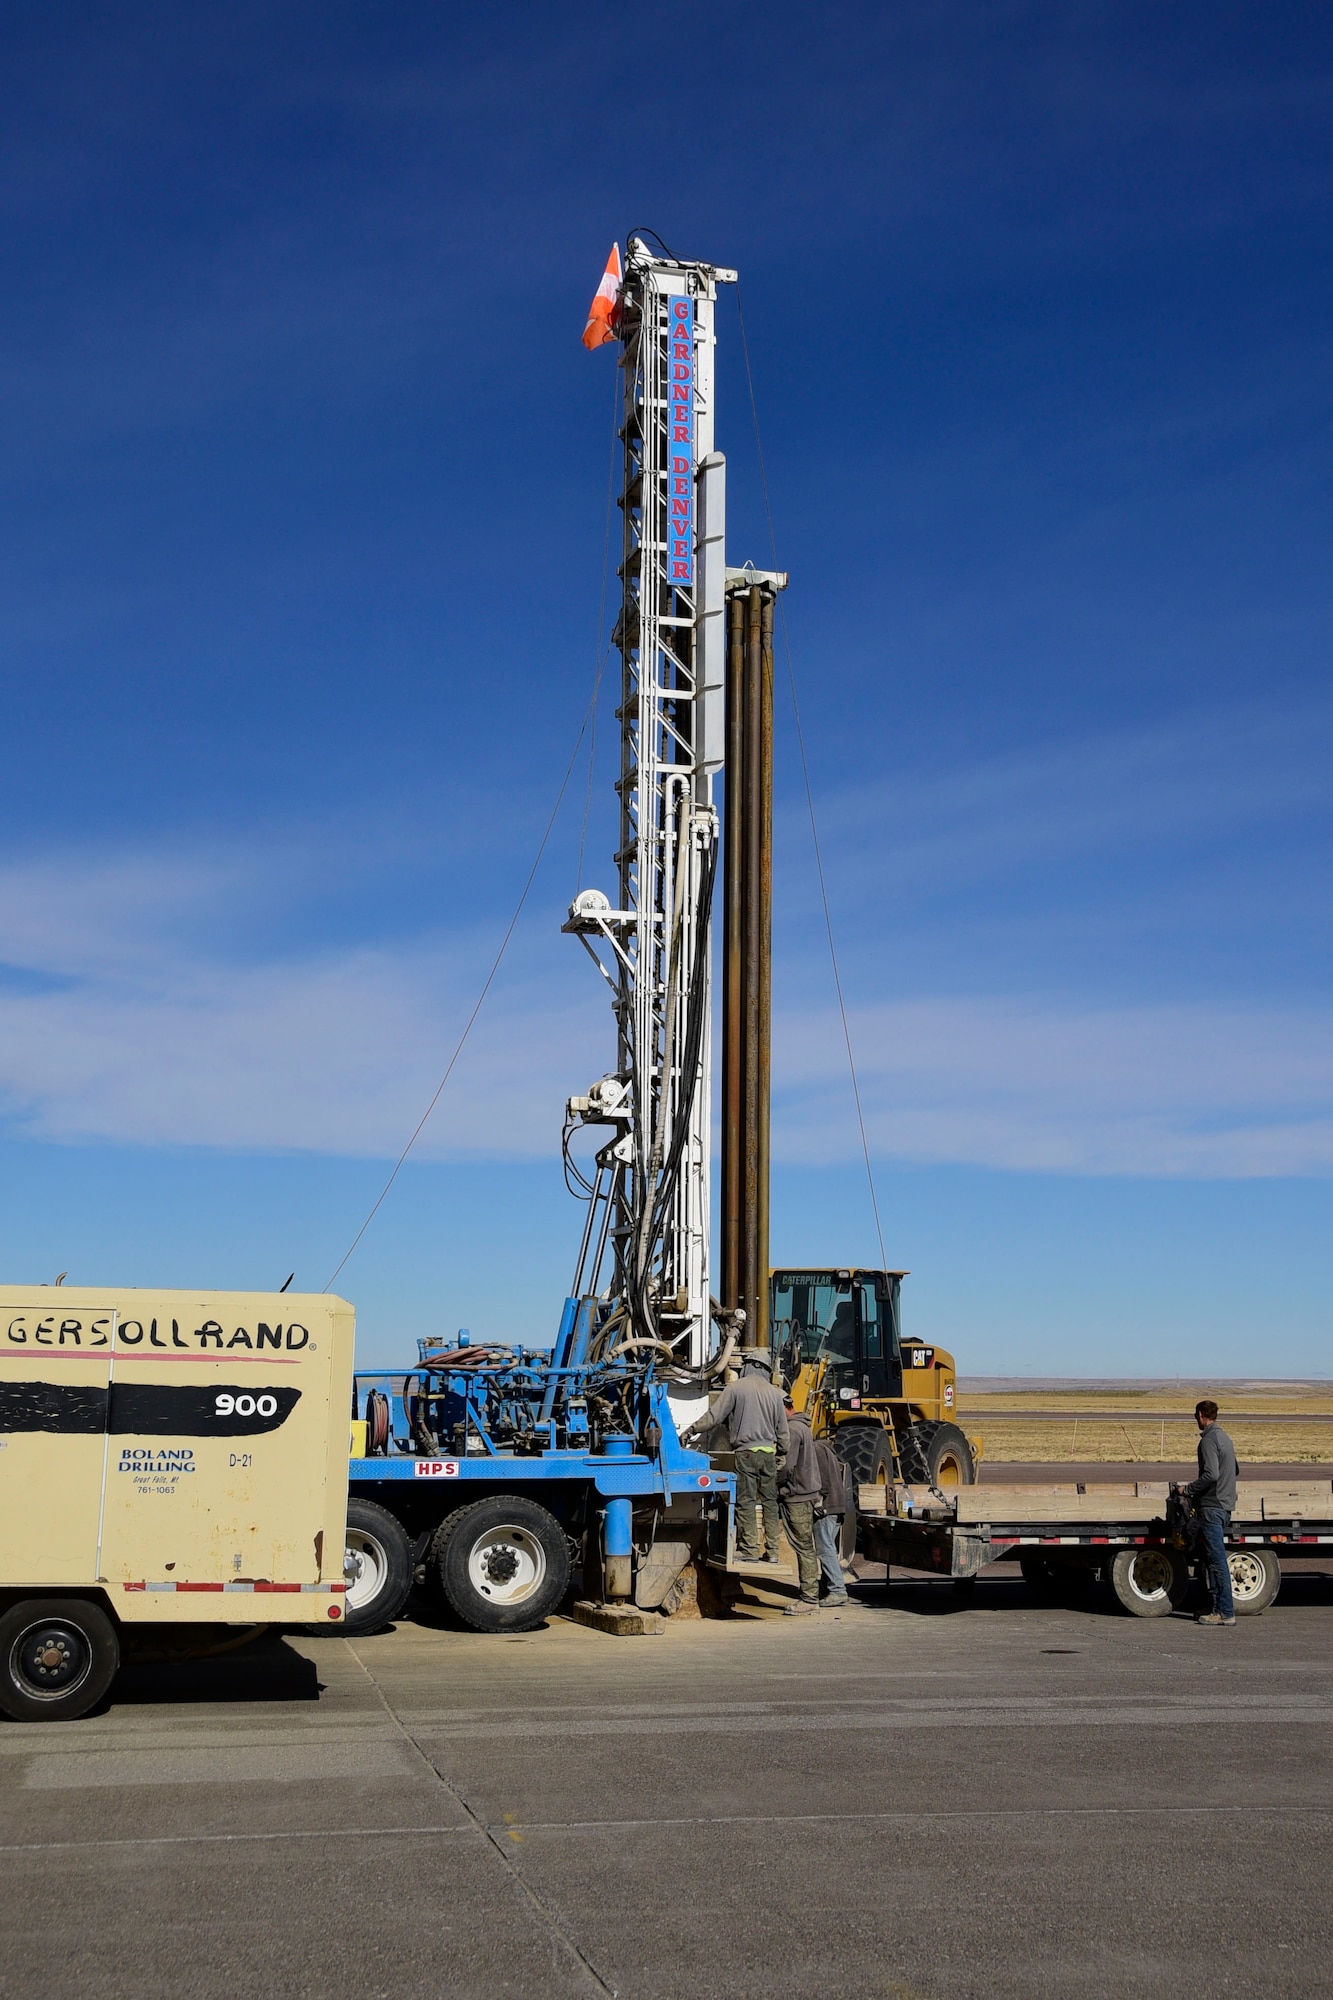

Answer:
[564,238,735,1371]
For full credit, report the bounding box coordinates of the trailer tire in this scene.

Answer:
[1228,1546,1281,1615]
[1109,1545,1189,1617]
[340,1499,414,1635]
[0,1597,120,1722]
[435,1496,571,1633]
[899,1420,976,1487]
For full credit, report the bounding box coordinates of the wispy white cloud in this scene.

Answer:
[0,842,602,1158]
[1,808,1330,1178]
[774,997,1333,1177]
[795,697,1333,914]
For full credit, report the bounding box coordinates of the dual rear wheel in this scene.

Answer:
[340,1495,570,1636]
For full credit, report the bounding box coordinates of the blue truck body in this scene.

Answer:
[341,1305,735,1631]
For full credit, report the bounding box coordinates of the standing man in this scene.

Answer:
[682,1350,788,1564]
[813,1433,852,1608]
[1189,1398,1238,1627]
[776,1394,823,1615]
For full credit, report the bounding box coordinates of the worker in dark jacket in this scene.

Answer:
[777,1396,823,1614]
[683,1352,788,1564]
[813,1435,851,1607]
[1188,1399,1239,1626]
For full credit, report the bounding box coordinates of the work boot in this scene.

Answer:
[760,1551,784,1565]
[736,1548,762,1564]
[783,1600,818,1616]
[821,1593,849,1608]
[1195,1612,1236,1626]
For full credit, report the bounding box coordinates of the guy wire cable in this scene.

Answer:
[734,284,890,1273]
[324,667,612,1288]
[326,381,624,1290]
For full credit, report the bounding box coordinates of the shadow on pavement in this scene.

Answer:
[110,1628,323,1706]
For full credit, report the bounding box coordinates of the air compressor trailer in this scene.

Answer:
[0,1285,355,1720]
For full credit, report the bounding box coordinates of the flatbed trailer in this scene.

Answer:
[856,1478,1333,1616]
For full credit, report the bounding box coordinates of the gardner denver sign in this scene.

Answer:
[666,294,694,584]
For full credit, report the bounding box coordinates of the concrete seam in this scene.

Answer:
[0,1825,474,1853]
[345,1640,617,1999]
[0,1800,1328,1857]
[492,1802,1333,1833]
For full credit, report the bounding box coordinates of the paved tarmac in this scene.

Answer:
[2,1569,1332,1999]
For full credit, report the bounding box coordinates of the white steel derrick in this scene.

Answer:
[565,243,733,1370]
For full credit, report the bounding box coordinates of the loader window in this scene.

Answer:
[770,1274,855,1368]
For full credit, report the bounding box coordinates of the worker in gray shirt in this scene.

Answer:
[1187,1399,1239,1626]
[776,1395,823,1615]
[813,1434,852,1608]
[683,1351,788,1564]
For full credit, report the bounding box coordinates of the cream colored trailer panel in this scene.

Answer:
[0,1288,354,1624]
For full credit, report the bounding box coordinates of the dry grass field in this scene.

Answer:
[956,1385,1333,1464]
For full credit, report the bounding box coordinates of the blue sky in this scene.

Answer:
[1,3,1330,1375]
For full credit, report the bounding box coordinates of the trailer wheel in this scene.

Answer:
[0,1598,120,1722]
[340,1499,413,1634]
[899,1420,976,1487]
[435,1496,570,1633]
[1228,1546,1281,1615]
[1109,1545,1189,1617]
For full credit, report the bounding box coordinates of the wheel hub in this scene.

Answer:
[1128,1550,1173,1598]
[466,1526,546,1605]
[15,1624,88,1694]
[343,1532,388,1611]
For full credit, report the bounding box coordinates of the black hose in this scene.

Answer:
[630,834,718,1340]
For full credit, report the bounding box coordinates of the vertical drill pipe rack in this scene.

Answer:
[721,576,784,1354]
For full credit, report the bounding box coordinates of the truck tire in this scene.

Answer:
[435,1495,571,1633]
[0,1597,120,1722]
[1227,1546,1281,1615]
[340,1499,414,1635]
[899,1420,976,1487]
[1109,1545,1189,1617]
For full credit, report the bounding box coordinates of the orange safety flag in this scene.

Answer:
[582,242,622,350]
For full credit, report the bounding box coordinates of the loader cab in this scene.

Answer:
[770,1269,906,1404]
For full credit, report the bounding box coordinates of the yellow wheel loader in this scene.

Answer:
[772,1269,978,1493]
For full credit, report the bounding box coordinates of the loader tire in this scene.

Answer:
[435,1495,570,1633]
[340,1499,414,1635]
[833,1426,893,1489]
[1109,1545,1189,1617]
[899,1420,975,1487]
[0,1597,120,1722]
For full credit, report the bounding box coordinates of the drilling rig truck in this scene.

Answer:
[335,235,978,1638]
